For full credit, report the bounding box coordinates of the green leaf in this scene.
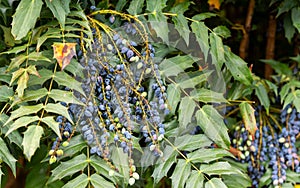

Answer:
[116,0,127,11]
[5,116,39,136]
[61,174,88,188]
[90,173,115,188]
[170,159,191,188]
[11,0,43,40]
[186,171,204,188]
[176,70,213,89]
[205,178,227,188]
[166,84,180,114]
[7,55,27,72]
[110,147,130,182]
[191,88,227,103]
[0,45,27,55]
[0,114,23,148]
[0,25,15,47]
[174,134,212,151]
[37,28,62,50]
[201,162,240,176]
[11,88,48,107]
[63,59,84,78]
[0,85,13,102]
[50,154,88,182]
[260,59,292,76]
[148,13,169,44]
[192,13,217,21]
[210,33,225,71]
[191,22,209,61]
[127,0,144,15]
[290,54,300,63]
[5,104,44,124]
[255,83,270,113]
[63,135,87,158]
[213,26,231,39]
[223,174,251,188]
[276,0,297,17]
[22,125,44,161]
[291,7,300,33]
[283,13,296,43]
[239,102,257,135]
[10,67,25,85]
[160,55,195,77]
[16,72,29,97]
[49,89,83,105]
[28,52,52,62]
[0,137,17,176]
[44,103,73,124]
[53,71,85,96]
[172,14,190,46]
[178,97,196,129]
[41,116,61,139]
[27,69,53,87]
[170,2,190,14]
[90,155,122,184]
[286,170,300,183]
[224,47,253,85]
[146,0,167,12]
[152,146,177,184]
[45,0,70,29]
[196,105,230,149]
[188,148,234,163]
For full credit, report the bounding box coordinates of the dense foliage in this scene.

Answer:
[0,0,299,187]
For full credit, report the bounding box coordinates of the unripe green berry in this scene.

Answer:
[107,44,113,51]
[145,68,151,74]
[49,155,57,164]
[62,141,69,147]
[56,149,64,157]
[131,165,136,172]
[141,92,147,97]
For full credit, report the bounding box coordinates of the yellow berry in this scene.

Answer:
[56,149,64,157]
[49,155,57,164]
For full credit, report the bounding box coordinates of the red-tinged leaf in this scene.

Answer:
[27,65,40,77]
[239,102,257,136]
[52,43,77,70]
[16,72,29,97]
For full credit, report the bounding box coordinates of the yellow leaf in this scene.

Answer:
[295,184,300,188]
[52,43,77,70]
[208,0,221,10]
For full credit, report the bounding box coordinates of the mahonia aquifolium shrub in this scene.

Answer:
[50,15,169,184]
[230,105,300,188]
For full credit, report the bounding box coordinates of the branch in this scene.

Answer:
[239,0,255,59]
[264,15,277,79]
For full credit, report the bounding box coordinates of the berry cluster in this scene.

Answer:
[52,16,169,185]
[230,105,300,187]
[49,109,73,164]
